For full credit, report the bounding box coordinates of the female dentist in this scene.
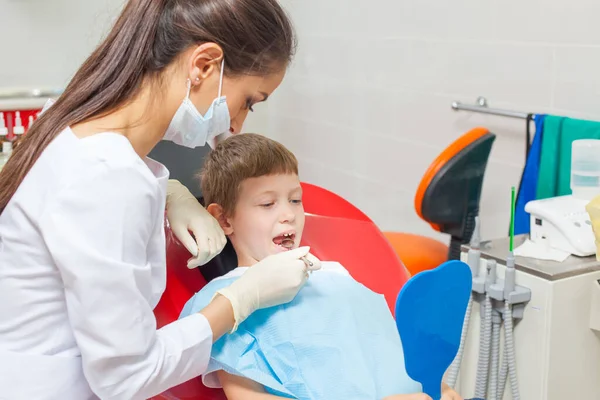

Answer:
[0,0,320,399]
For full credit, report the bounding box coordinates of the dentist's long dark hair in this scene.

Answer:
[0,0,296,213]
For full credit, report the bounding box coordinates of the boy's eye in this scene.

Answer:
[260,202,274,208]
[291,199,302,204]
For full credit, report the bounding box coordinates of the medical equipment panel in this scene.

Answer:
[454,235,600,400]
[525,195,596,257]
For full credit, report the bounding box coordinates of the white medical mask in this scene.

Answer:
[163,60,231,149]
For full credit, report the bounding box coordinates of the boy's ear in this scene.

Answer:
[206,203,233,235]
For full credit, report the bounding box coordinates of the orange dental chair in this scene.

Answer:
[383,127,496,275]
[151,187,411,400]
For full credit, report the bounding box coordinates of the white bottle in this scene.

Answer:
[0,112,8,151]
[12,111,25,149]
[0,141,12,172]
[571,139,600,200]
[28,115,35,132]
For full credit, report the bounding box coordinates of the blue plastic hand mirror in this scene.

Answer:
[395,260,472,400]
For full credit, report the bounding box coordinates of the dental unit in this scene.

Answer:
[447,188,532,400]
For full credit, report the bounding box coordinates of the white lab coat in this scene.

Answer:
[0,128,213,399]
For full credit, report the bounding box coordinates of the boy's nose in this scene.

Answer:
[280,207,296,223]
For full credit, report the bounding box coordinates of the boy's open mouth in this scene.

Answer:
[273,232,295,250]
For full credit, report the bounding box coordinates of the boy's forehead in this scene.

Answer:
[239,174,301,195]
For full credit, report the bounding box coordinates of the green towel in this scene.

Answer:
[536,116,600,199]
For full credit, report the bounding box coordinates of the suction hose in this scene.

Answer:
[488,311,502,400]
[446,295,473,388]
[474,293,493,398]
[446,216,481,389]
[504,301,520,400]
[498,340,508,399]
[498,251,520,400]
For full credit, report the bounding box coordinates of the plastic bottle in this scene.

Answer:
[0,112,8,151]
[571,139,600,200]
[28,115,35,133]
[0,141,12,172]
[12,111,25,149]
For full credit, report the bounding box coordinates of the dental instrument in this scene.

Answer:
[473,259,493,399]
[499,188,521,400]
[301,255,313,267]
[485,260,501,400]
[487,187,530,400]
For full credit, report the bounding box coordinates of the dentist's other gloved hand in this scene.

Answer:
[166,179,226,268]
[215,246,321,332]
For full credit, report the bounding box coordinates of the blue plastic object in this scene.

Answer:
[395,260,473,400]
[515,114,546,235]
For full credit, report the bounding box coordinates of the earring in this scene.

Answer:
[195,77,200,83]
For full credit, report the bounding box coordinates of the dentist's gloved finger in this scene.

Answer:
[204,220,226,254]
[280,246,311,260]
[187,247,219,268]
[196,236,212,264]
[290,260,311,284]
[172,225,199,257]
[218,230,228,250]
[186,236,210,269]
[187,256,203,269]
[214,221,226,249]
[208,234,220,259]
[187,244,208,269]
[302,253,322,271]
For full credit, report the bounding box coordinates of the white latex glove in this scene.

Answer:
[166,179,227,268]
[215,246,321,331]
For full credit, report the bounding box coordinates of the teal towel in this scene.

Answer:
[536,116,600,199]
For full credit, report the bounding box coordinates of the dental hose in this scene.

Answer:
[474,284,493,398]
[488,310,502,400]
[446,217,481,389]
[501,235,520,400]
[504,300,520,400]
[474,249,495,399]
[446,295,473,388]
[498,342,508,399]
[500,186,521,400]
[475,261,496,399]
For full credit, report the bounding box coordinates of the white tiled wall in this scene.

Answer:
[0,0,125,90]
[262,0,600,243]
[4,0,600,244]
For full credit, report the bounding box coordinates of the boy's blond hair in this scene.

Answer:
[200,133,298,216]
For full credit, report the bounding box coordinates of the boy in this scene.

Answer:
[180,134,461,400]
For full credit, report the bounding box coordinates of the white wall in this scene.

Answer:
[0,0,271,125]
[3,0,600,242]
[264,0,600,242]
[0,0,125,90]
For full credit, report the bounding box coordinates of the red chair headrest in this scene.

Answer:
[301,214,410,314]
[300,182,372,222]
